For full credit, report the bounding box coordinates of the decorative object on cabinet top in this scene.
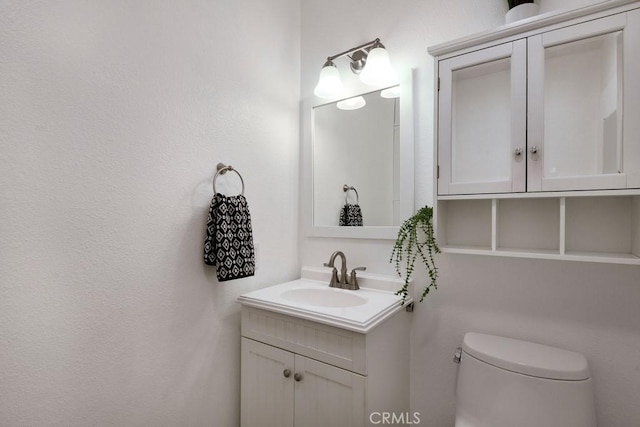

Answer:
[506,0,539,25]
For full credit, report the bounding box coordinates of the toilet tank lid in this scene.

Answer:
[462,333,590,380]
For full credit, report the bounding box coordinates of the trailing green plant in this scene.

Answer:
[390,206,440,304]
[507,0,534,9]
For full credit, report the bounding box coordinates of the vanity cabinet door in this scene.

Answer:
[241,338,366,427]
[527,11,640,191]
[438,39,527,195]
[294,355,366,427]
[241,338,294,427]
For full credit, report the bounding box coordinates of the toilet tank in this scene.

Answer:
[455,333,597,427]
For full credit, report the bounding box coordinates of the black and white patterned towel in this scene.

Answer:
[339,203,363,226]
[204,193,255,281]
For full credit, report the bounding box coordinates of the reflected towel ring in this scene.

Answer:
[213,162,245,195]
[343,184,359,205]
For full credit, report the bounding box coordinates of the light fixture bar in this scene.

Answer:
[325,38,381,63]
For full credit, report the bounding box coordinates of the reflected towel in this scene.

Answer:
[339,203,363,226]
[204,193,255,281]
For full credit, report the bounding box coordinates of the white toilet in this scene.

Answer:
[454,332,597,427]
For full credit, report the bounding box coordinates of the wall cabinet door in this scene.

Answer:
[527,11,640,192]
[241,338,366,427]
[438,8,640,196]
[438,39,527,195]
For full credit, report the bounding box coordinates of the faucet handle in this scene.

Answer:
[324,263,340,288]
[347,267,366,290]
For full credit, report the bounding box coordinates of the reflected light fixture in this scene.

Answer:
[337,96,366,110]
[380,86,401,98]
[313,38,398,99]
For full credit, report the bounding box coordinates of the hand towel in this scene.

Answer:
[339,203,363,226]
[204,193,255,281]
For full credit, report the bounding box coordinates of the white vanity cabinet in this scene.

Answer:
[240,306,409,427]
[432,1,640,264]
[437,2,640,195]
[241,338,365,427]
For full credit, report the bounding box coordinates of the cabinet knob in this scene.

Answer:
[514,148,523,158]
[529,146,539,155]
[294,373,303,382]
[283,369,291,378]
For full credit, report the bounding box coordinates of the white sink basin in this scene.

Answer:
[280,288,367,307]
[237,271,411,333]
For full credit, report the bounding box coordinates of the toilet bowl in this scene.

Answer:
[454,333,597,427]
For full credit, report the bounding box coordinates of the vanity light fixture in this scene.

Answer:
[314,60,343,99]
[336,96,366,110]
[313,38,398,99]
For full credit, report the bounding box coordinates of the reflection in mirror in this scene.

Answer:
[451,58,512,184]
[313,87,400,227]
[544,31,623,178]
[302,70,414,240]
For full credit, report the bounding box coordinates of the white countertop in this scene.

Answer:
[237,268,411,333]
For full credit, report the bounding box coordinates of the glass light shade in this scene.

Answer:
[314,64,343,99]
[359,47,398,86]
[336,96,366,110]
[380,86,401,98]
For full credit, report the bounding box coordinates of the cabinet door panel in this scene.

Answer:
[438,40,526,195]
[624,8,640,188]
[528,13,632,191]
[294,355,366,427]
[241,338,294,427]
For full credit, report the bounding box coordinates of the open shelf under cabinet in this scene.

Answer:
[436,194,640,265]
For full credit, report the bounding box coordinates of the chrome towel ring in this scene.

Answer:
[343,184,359,205]
[213,162,245,195]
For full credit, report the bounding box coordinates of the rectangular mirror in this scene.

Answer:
[302,70,414,239]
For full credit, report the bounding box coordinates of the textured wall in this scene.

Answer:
[0,1,299,425]
[300,0,640,426]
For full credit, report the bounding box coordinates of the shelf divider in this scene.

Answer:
[559,197,566,255]
[491,199,498,251]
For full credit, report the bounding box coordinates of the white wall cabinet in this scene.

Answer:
[431,0,640,264]
[437,3,640,196]
[240,306,409,427]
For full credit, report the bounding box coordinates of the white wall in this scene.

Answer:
[300,0,640,426]
[0,1,300,425]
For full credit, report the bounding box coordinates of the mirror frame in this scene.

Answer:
[301,69,415,239]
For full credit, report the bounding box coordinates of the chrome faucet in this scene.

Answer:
[323,251,366,290]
